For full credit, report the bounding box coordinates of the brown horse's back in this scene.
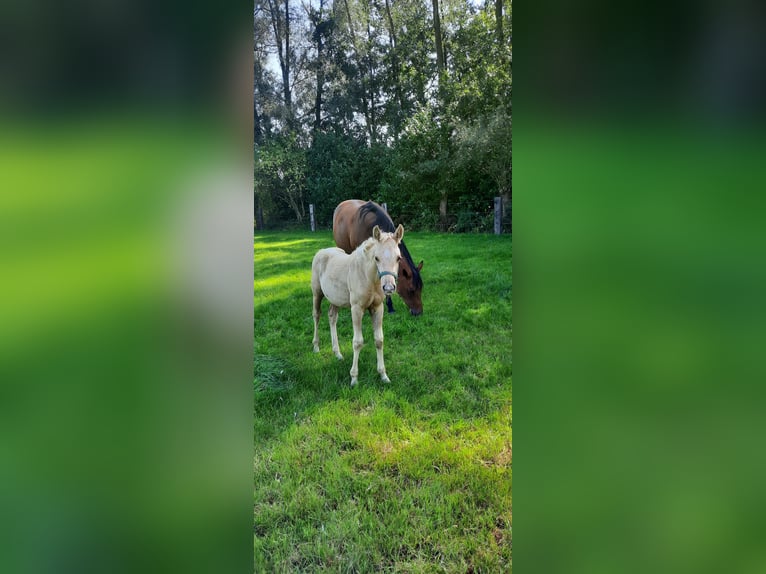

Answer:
[333,199,394,252]
[333,199,375,253]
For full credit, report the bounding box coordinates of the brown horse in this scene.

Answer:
[333,200,423,315]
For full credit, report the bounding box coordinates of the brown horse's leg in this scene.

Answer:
[328,304,343,360]
[371,303,390,383]
[386,295,395,313]
[312,290,323,352]
[349,304,364,387]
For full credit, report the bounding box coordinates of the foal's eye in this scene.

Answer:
[374,256,379,262]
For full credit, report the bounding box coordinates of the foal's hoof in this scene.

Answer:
[380,374,391,384]
[334,352,344,361]
[313,345,319,353]
[350,377,358,387]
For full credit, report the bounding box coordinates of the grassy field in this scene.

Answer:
[254,230,512,573]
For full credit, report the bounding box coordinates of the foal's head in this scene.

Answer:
[369,224,404,295]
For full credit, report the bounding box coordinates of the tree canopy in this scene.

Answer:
[254,0,511,231]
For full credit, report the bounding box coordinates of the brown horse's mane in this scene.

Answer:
[358,201,422,289]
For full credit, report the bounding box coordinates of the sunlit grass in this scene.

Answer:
[253,238,318,250]
[254,230,512,572]
[253,270,312,291]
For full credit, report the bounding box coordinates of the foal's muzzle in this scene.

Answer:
[378,270,397,295]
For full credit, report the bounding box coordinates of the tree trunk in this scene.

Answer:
[365,16,377,143]
[439,196,447,230]
[254,58,265,143]
[283,193,303,222]
[432,0,445,73]
[267,0,293,127]
[496,0,504,44]
[255,203,265,230]
[313,22,324,132]
[254,106,263,143]
[342,0,374,143]
[283,0,292,123]
[382,0,405,137]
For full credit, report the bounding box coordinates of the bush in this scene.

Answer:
[254,137,308,226]
[306,132,391,228]
[254,108,511,233]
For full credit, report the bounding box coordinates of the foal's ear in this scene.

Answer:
[372,225,381,240]
[417,260,423,271]
[394,224,404,242]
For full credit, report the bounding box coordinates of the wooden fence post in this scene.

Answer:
[255,205,264,230]
[494,197,502,235]
[309,204,316,232]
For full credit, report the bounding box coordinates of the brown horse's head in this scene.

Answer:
[397,248,424,316]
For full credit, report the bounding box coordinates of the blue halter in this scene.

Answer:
[378,270,398,281]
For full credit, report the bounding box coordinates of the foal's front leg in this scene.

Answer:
[349,304,364,387]
[371,303,390,383]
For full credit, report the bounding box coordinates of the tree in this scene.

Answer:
[432,0,445,75]
[266,0,295,128]
[254,3,279,143]
[373,0,409,139]
[254,0,512,230]
[255,137,307,223]
[307,0,334,134]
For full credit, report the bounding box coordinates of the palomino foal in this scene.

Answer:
[311,224,403,386]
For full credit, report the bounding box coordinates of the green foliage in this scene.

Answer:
[254,136,308,227]
[378,106,451,229]
[445,8,512,120]
[254,0,511,230]
[453,109,513,199]
[378,107,512,231]
[254,230,512,572]
[453,195,494,233]
[306,133,391,228]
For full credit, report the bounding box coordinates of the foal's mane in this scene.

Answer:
[357,235,378,254]
[357,201,422,288]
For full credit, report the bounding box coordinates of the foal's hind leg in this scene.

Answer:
[328,304,343,360]
[371,303,390,383]
[349,304,365,387]
[312,291,323,352]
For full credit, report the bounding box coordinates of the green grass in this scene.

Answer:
[254,231,512,573]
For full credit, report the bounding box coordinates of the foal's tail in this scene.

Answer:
[310,253,320,294]
[310,253,324,311]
